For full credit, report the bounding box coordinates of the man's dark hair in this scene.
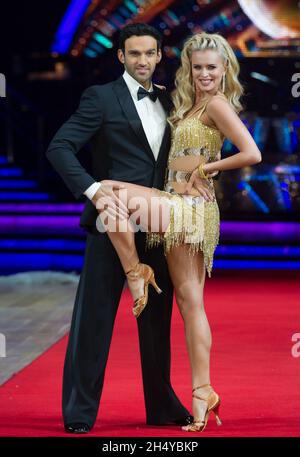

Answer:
[118,23,162,52]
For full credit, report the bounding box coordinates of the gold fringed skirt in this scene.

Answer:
[146,189,220,278]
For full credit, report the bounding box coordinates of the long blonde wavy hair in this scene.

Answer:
[168,32,244,127]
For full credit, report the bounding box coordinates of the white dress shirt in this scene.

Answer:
[84,70,167,200]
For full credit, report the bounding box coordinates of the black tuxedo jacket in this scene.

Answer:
[46,76,173,230]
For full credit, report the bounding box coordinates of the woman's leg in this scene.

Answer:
[166,245,213,426]
[97,180,171,314]
[97,180,170,273]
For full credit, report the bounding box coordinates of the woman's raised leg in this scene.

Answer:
[96,180,171,316]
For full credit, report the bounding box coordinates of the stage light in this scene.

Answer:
[89,41,105,54]
[220,13,230,27]
[0,192,50,201]
[109,13,126,28]
[238,0,300,38]
[84,48,98,58]
[280,181,292,210]
[94,33,113,48]
[250,72,278,86]
[238,181,270,213]
[124,0,138,14]
[165,10,180,26]
[51,0,90,53]
[164,46,181,58]
[119,6,131,19]
[215,245,300,258]
[271,175,286,209]
[0,239,85,251]
[275,165,300,174]
[214,259,300,270]
[0,168,22,177]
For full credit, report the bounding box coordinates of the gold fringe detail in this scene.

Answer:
[146,117,222,278]
[146,191,220,278]
[168,118,223,165]
[203,201,220,278]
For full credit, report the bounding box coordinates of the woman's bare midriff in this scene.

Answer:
[167,156,207,197]
[168,155,205,172]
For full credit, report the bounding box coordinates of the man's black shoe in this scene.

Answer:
[65,423,90,434]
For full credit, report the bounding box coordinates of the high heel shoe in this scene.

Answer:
[183,383,222,432]
[125,262,162,318]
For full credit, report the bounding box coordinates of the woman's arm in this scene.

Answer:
[185,96,261,194]
[203,96,262,175]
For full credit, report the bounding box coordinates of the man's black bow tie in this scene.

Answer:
[137,86,158,102]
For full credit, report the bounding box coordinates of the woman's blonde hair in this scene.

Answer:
[168,32,243,126]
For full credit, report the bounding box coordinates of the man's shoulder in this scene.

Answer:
[83,80,117,95]
[79,79,123,106]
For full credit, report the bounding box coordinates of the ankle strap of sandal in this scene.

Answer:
[192,384,213,402]
[125,262,140,275]
[192,383,211,393]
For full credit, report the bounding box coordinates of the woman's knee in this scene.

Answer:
[175,284,204,317]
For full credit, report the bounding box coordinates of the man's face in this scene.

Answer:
[118,35,162,88]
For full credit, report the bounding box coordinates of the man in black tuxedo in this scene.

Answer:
[46,23,197,434]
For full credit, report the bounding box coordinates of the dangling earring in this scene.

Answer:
[221,74,226,93]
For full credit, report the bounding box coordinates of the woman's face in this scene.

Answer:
[191,49,225,95]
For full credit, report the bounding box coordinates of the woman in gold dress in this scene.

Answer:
[95,32,262,432]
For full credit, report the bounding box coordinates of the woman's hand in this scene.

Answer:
[184,168,217,201]
[202,163,219,178]
[154,84,166,90]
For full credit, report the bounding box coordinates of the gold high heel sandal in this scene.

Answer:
[125,262,162,318]
[183,383,222,432]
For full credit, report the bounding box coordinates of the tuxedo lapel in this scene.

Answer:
[155,86,173,113]
[156,123,170,163]
[113,77,155,162]
[154,86,172,164]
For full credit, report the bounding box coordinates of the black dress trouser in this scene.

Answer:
[62,229,189,427]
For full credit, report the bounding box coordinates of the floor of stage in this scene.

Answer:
[0,271,78,385]
[0,269,299,437]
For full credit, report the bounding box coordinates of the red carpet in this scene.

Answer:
[1,270,300,437]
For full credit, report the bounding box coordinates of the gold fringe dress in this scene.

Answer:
[146,115,224,278]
